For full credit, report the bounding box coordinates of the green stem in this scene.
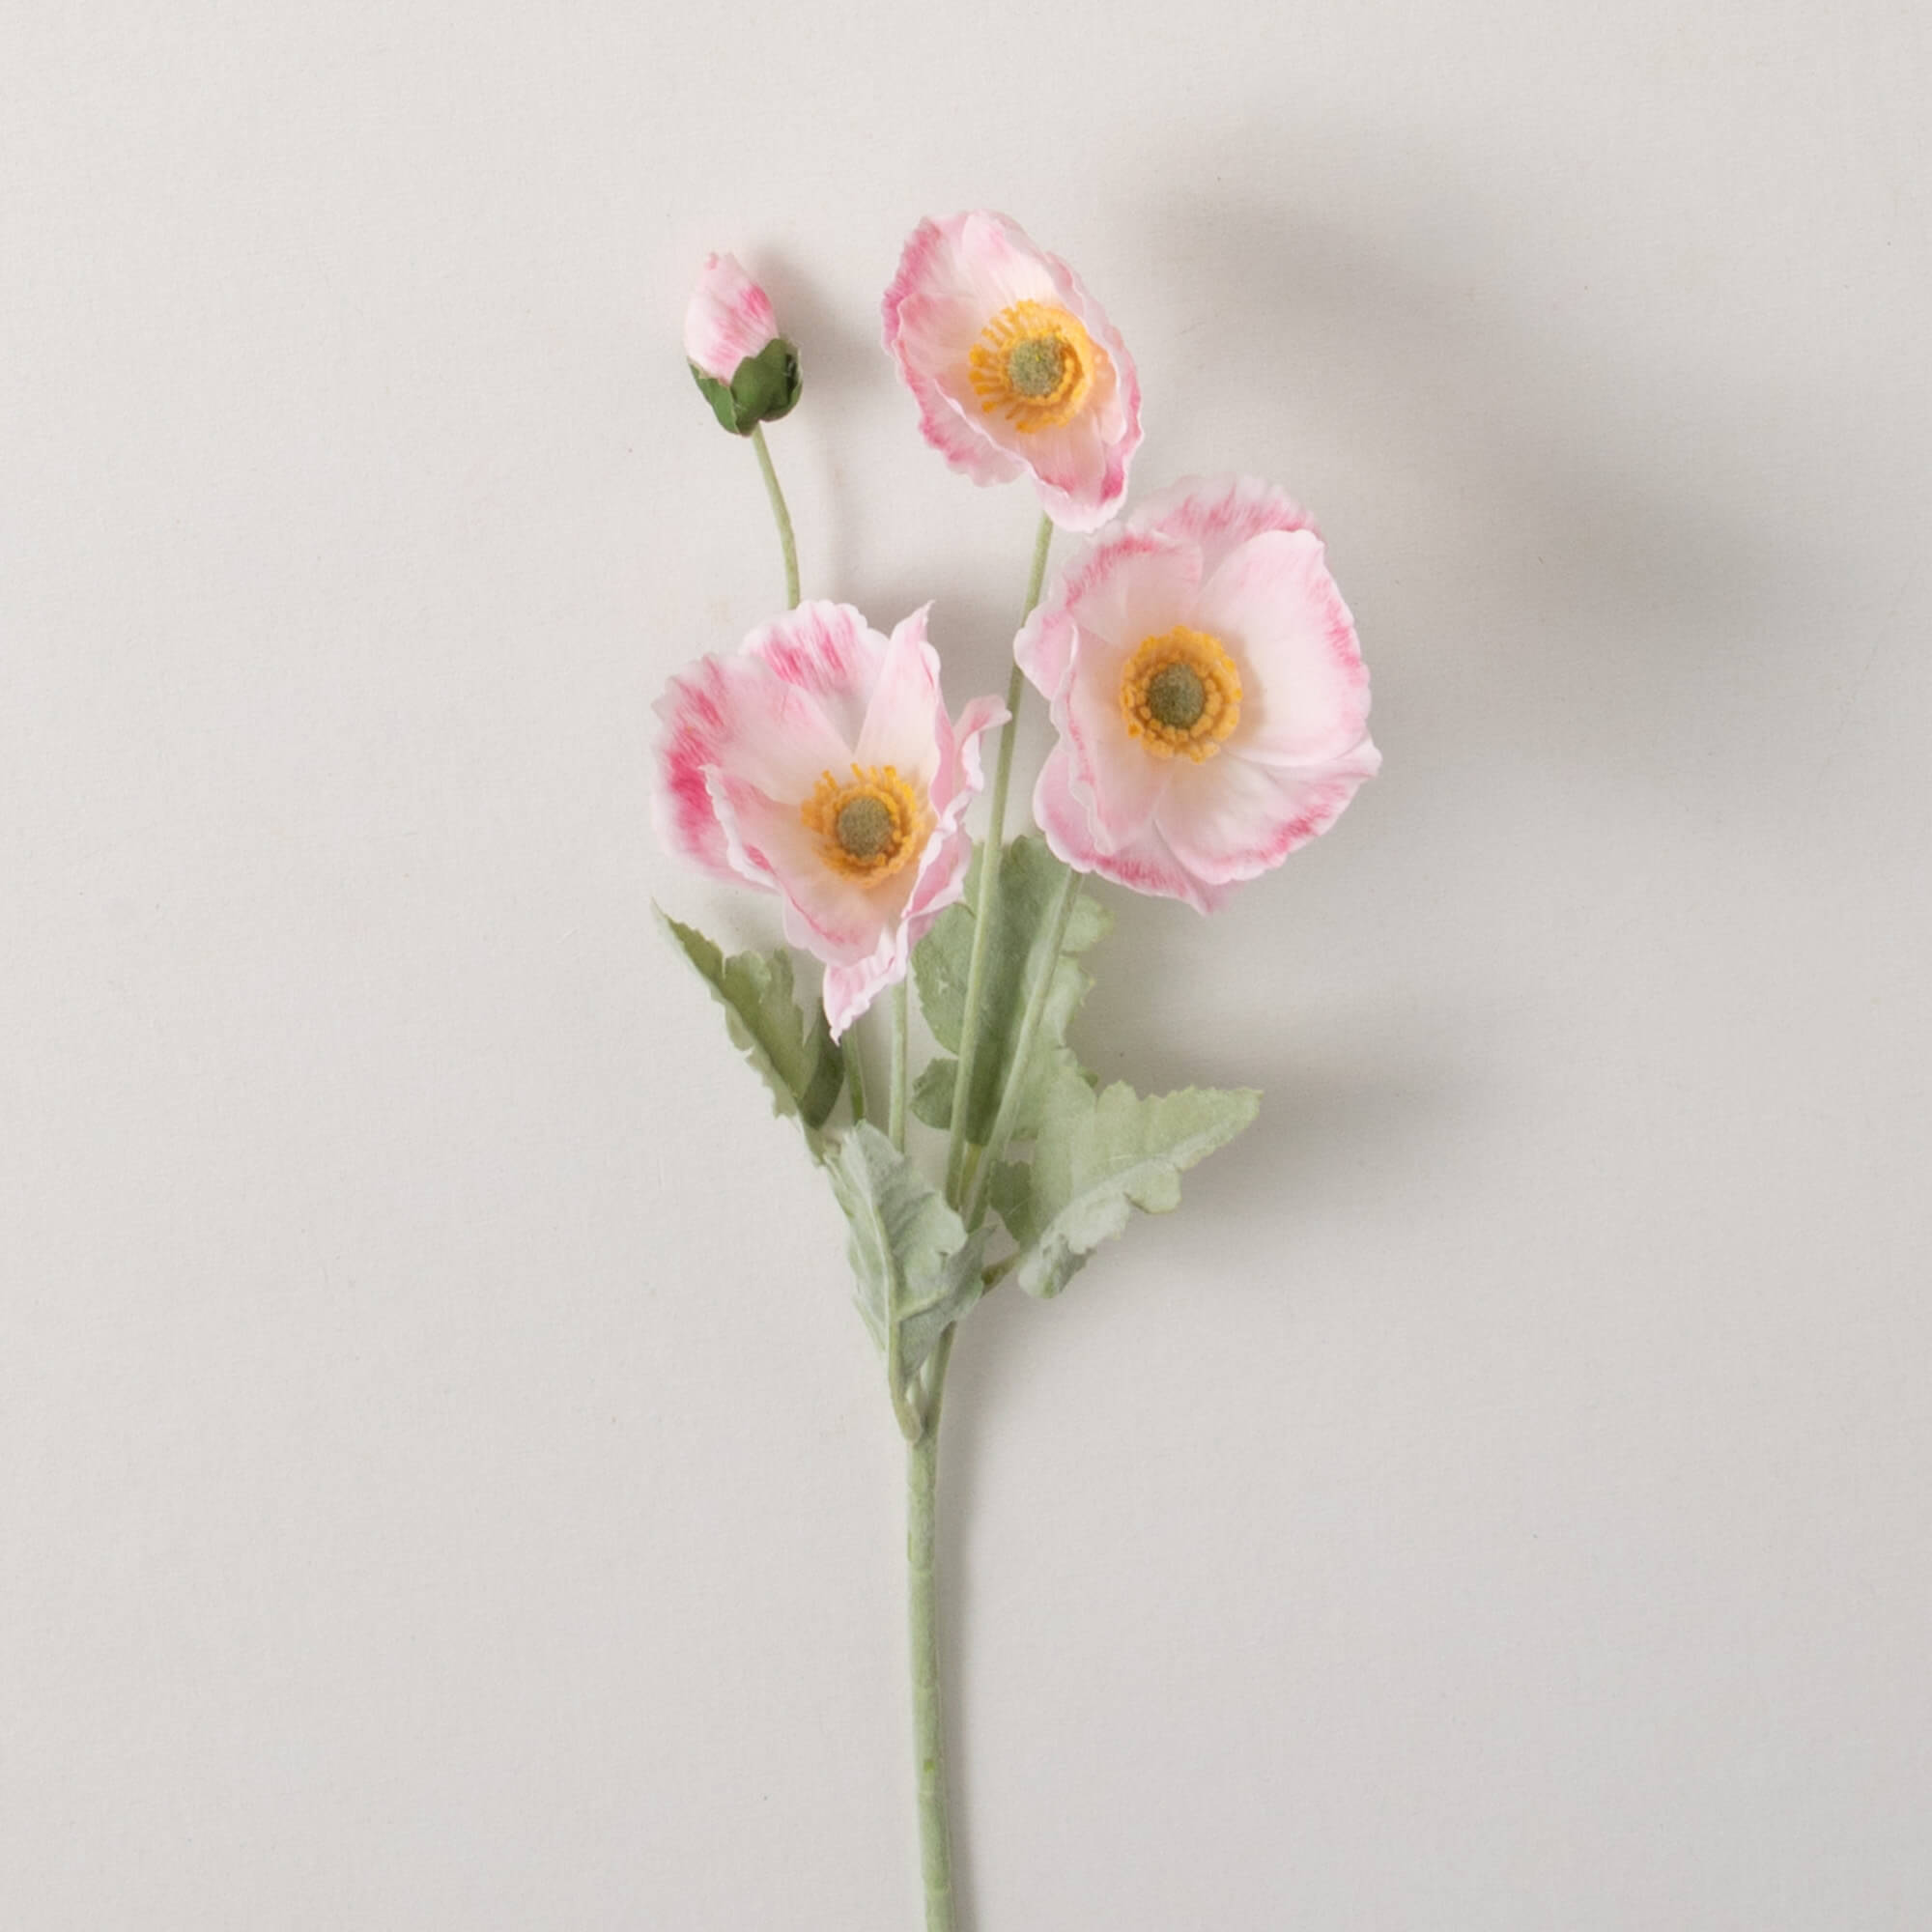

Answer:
[921,1321,956,1413]
[907,1335,957,1932]
[963,864,1081,1231]
[890,977,909,1153]
[751,423,800,609]
[880,984,924,1440]
[844,1032,868,1127]
[1020,510,1055,623]
[956,1143,983,1215]
[943,513,1054,1207]
[887,1327,923,1445]
[900,522,1055,1915]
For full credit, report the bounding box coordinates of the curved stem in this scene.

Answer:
[750,423,800,609]
[943,513,1054,1207]
[890,978,909,1153]
[907,1331,958,1931]
[963,864,1081,1231]
[844,1031,868,1127]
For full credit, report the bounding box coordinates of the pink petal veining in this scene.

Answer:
[883,212,1143,531]
[653,602,1008,1037]
[1015,476,1378,908]
[683,253,780,381]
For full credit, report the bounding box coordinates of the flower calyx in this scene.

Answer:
[691,336,803,437]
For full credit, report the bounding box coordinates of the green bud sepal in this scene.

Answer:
[690,336,803,436]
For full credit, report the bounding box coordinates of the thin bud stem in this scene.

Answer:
[750,423,800,609]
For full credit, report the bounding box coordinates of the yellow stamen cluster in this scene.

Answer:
[801,764,930,883]
[1119,627,1243,760]
[967,300,1100,434]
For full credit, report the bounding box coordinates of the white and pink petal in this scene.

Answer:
[651,654,743,881]
[925,691,1008,827]
[853,606,945,781]
[1017,530,1200,697]
[1129,474,1319,577]
[823,948,901,1043]
[883,211,1142,529]
[1154,743,1381,886]
[1019,475,1378,908]
[883,220,1027,489]
[1058,635,1173,852]
[1193,529,1371,767]
[954,211,1064,310]
[654,591,1009,1037]
[652,652,847,881]
[683,253,780,383]
[742,601,888,748]
[819,695,999,1044]
[1033,744,1225,913]
[706,769,879,961]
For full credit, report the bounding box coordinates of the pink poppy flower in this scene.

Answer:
[654,602,1008,1037]
[684,253,801,435]
[882,212,1142,531]
[1014,476,1380,911]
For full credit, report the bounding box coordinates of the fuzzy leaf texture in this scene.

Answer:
[911,834,1112,1143]
[990,1073,1261,1297]
[656,909,843,1144]
[830,1123,990,1382]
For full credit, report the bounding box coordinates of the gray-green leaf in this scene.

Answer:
[909,1055,958,1134]
[994,1071,1261,1297]
[829,1123,989,1382]
[656,908,843,1147]
[910,834,1112,1143]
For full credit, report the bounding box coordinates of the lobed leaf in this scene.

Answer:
[829,1123,989,1383]
[993,1071,1260,1297]
[656,908,844,1149]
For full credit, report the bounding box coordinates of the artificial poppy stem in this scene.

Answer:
[943,513,1054,1207]
[912,511,1052,1928]
[964,863,1082,1232]
[844,1031,868,1126]
[750,422,800,609]
[890,977,910,1153]
[907,1337,957,1932]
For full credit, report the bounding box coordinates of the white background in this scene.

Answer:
[4,3,1928,1926]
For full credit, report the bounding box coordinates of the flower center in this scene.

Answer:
[801,764,930,884]
[967,300,1100,434]
[1006,335,1065,397]
[1145,662,1206,729]
[1120,628,1242,760]
[835,794,895,858]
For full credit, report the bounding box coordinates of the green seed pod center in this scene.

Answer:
[1146,663,1207,730]
[836,795,895,859]
[1006,335,1066,398]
